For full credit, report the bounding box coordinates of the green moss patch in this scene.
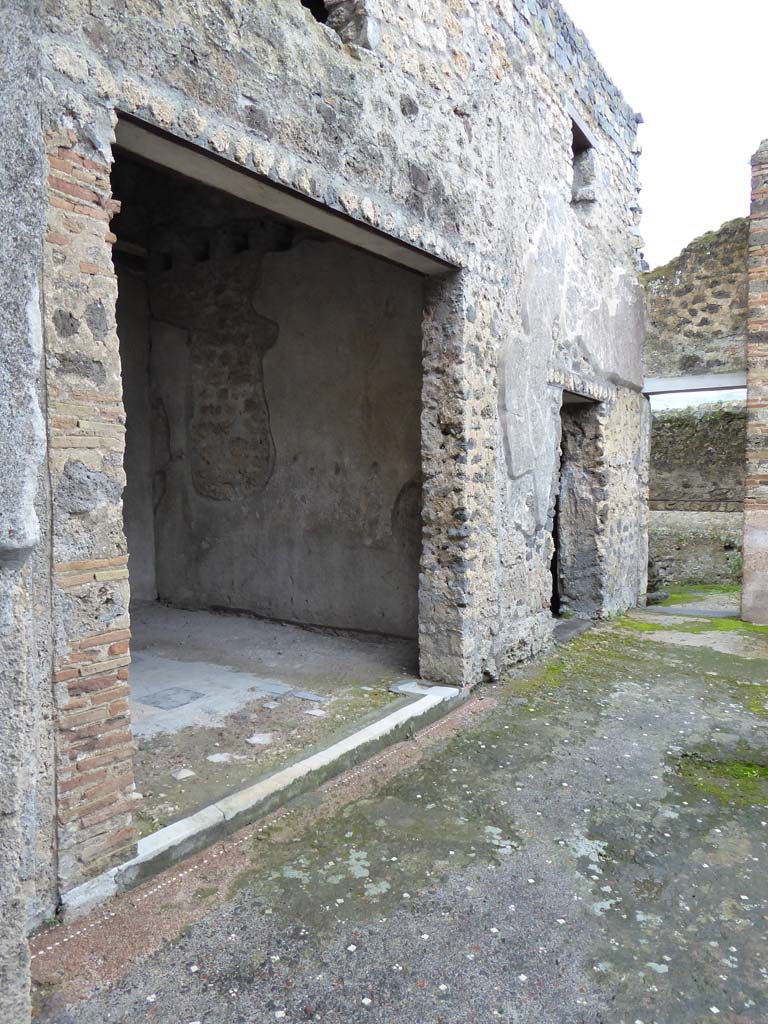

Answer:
[675,754,768,807]
[656,584,740,606]
[619,618,664,633]
[665,617,768,636]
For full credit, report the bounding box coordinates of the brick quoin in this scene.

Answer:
[742,138,768,624]
[45,129,138,889]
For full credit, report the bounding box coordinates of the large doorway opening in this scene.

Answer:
[551,391,603,619]
[112,151,425,834]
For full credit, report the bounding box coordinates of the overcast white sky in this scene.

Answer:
[561,0,768,269]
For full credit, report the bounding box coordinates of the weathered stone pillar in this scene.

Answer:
[0,3,46,1020]
[742,139,768,624]
[419,273,497,687]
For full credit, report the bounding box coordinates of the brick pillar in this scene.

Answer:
[742,139,768,623]
[43,128,139,887]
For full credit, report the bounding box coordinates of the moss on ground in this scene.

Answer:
[620,619,663,633]
[656,584,740,606]
[676,754,768,807]
[669,617,768,635]
[620,614,768,638]
[133,805,168,839]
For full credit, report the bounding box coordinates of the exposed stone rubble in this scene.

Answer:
[643,218,749,378]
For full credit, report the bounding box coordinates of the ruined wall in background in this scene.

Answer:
[647,401,745,587]
[648,512,743,589]
[643,219,750,589]
[643,218,749,378]
[646,404,746,589]
[650,404,747,510]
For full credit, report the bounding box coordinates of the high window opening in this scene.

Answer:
[111,151,424,835]
[570,117,598,204]
[551,391,603,617]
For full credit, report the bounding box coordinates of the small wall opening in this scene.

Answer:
[571,119,598,205]
[300,0,328,23]
[551,391,603,617]
[111,150,424,833]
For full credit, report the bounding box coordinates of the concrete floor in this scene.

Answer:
[129,602,417,834]
[33,587,768,1023]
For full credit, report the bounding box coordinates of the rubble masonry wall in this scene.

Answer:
[31,0,647,899]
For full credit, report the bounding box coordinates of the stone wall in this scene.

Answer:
[643,218,749,378]
[646,402,747,588]
[24,0,649,904]
[648,511,743,589]
[642,213,751,590]
[649,403,747,510]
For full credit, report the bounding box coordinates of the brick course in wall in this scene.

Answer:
[742,139,768,622]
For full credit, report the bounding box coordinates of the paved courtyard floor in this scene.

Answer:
[32,587,768,1023]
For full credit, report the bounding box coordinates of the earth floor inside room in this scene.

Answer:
[129,601,417,836]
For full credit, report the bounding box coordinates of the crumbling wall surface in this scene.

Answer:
[649,511,743,588]
[642,218,749,378]
[36,0,647,885]
[742,140,768,623]
[650,403,747,509]
[0,1,54,1017]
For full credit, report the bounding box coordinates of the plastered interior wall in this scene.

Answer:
[115,162,423,638]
